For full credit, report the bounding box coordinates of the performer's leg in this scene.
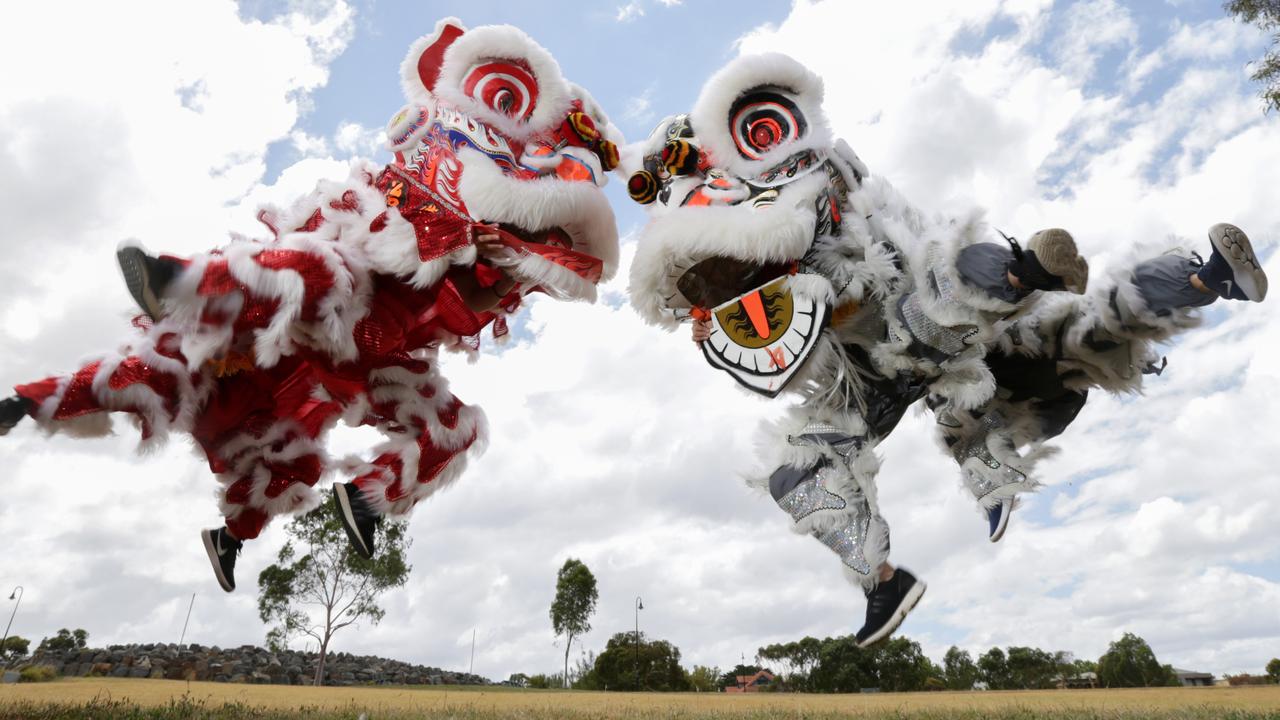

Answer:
[115,208,376,371]
[760,407,924,648]
[196,360,341,592]
[5,327,210,445]
[950,224,1267,541]
[332,358,487,559]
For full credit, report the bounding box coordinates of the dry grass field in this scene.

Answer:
[2,678,1280,719]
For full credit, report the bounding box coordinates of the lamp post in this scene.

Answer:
[1,586,23,665]
[634,596,644,691]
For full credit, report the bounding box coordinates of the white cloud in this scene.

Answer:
[333,121,383,157]
[615,2,645,23]
[619,86,656,130]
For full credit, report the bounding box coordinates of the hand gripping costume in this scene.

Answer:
[2,18,621,590]
[624,53,1267,645]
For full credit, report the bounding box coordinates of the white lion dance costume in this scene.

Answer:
[0,19,621,592]
[625,54,1267,645]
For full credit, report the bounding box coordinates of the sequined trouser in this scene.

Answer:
[767,353,927,591]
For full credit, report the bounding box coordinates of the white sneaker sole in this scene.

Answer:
[857,579,927,648]
[1209,223,1267,302]
[201,529,235,593]
[333,483,373,560]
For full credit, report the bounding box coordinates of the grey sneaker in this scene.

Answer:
[117,242,183,321]
[1197,223,1267,302]
[1026,228,1089,294]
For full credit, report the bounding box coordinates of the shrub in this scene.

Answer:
[19,664,58,682]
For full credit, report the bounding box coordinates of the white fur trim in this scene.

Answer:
[401,17,467,104]
[457,147,619,287]
[628,172,825,327]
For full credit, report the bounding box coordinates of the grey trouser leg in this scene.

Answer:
[1131,254,1215,315]
[956,243,1022,304]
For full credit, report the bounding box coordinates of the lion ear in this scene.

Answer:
[401,17,467,103]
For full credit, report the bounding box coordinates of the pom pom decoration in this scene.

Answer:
[628,170,659,205]
[385,104,433,152]
[559,110,621,172]
[661,139,701,176]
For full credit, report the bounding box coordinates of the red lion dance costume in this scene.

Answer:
[0,18,621,592]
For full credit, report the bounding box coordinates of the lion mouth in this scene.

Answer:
[675,256,793,309]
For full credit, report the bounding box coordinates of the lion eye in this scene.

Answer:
[729,90,805,160]
[464,60,539,120]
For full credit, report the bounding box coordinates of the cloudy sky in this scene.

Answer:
[1,0,1278,682]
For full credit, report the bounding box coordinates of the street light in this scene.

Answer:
[634,596,644,691]
[1,586,23,665]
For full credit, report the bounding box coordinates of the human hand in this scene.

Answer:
[475,233,511,263]
[691,318,711,343]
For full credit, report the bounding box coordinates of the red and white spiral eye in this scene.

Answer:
[729,91,806,160]
[463,60,539,121]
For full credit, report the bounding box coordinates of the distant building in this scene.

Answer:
[725,669,774,693]
[1057,672,1098,689]
[1173,668,1215,687]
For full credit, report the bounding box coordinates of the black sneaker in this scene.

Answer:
[201,527,242,593]
[855,568,927,648]
[333,482,381,560]
[1196,223,1267,302]
[117,242,183,321]
[0,395,33,436]
[987,500,1013,543]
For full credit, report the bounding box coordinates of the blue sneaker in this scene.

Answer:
[987,501,1012,543]
[1196,224,1267,302]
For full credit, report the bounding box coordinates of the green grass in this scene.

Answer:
[1,697,1279,720]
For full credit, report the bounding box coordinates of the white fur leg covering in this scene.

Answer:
[344,356,488,517]
[163,163,405,370]
[752,404,890,592]
[24,322,214,449]
[214,420,328,523]
[1004,264,1204,395]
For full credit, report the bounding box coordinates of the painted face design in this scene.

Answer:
[626,54,871,395]
[383,18,623,301]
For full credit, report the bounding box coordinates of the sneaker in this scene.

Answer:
[855,567,927,648]
[201,527,242,593]
[1022,229,1089,294]
[332,482,381,560]
[987,500,1013,543]
[1196,223,1267,302]
[117,242,183,321]
[0,396,32,436]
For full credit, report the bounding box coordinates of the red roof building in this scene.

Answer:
[724,669,775,693]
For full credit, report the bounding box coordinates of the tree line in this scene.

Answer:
[536,558,1280,693]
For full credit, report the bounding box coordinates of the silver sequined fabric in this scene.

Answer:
[900,293,976,357]
[777,468,848,522]
[953,413,1028,499]
[815,508,873,575]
